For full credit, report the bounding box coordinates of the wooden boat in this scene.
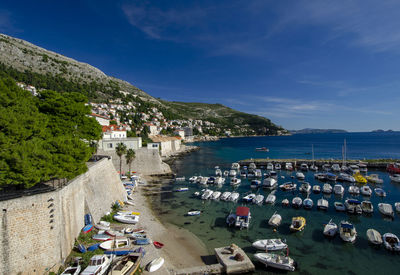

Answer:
[252,239,287,251]
[82,224,93,234]
[105,230,124,237]
[153,241,164,249]
[254,253,296,272]
[125,227,145,234]
[339,221,357,243]
[114,214,139,224]
[100,237,129,250]
[366,229,383,245]
[109,253,142,275]
[93,234,112,241]
[268,212,282,227]
[323,219,338,237]
[81,255,114,275]
[147,257,165,272]
[361,201,373,214]
[378,203,394,217]
[383,233,400,251]
[290,217,306,232]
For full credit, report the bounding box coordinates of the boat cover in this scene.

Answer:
[348,199,361,204]
[236,206,250,217]
[341,223,354,229]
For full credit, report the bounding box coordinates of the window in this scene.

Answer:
[108,143,113,148]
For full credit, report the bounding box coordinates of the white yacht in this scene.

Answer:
[189,176,197,183]
[215,169,222,177]
[215,176,225,185]
[303,198,313,209]
[345,199,362,214]
[390,174,400,183]
[250,179,261,188]
[361,200,373,214]
[254,169,262,178]
[235,206,251,229]
[366,229,383,245]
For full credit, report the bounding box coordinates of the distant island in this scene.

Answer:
[290,128,348,134]
[371,129,396,133]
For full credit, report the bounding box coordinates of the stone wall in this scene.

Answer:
[0,158,126,275]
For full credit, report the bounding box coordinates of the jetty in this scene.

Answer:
[238,158,400,170]
[175,244,255,274]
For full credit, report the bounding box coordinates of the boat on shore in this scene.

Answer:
[81,255,114,275]
[252,239,287,251]
[109,253,142,275]
[61,260,81,275]
[367,229,383,245]
[147,257,165,272]
[254,253,296,272]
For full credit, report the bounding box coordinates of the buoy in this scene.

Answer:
[273,229,277,232]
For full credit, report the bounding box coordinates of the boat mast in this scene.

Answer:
[312,144,315,166]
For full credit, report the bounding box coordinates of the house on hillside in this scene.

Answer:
[149,136,181,156]
[89,113,110,126]
[99,125,142,151]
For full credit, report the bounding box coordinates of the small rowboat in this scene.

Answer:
[82,224,93,234]
[147,257,165,272]
[92,234,112,241]
[84,214,93,226]
[135,238,150,245]
[87,243,100,251]
[77,244,86,253]
[153,241,164,249]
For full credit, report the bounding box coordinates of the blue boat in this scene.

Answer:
[84,214,93,225]
[104,248,135,256]
[135,238,150,245]
[87,243,100,251]
[78,244,86,253]
[82,224,93,234]
[133,247,146,257]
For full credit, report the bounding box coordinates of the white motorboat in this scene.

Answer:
[358,163,368,173]
[275,163,282,170]
[189,176,197,183]
[303,198,313,209]
[176,187,189,192]
[279,182,297,191]
[270,170,278,178]
[263,177,277,188]
[211,191,221,200]
[281,199,290,207]
[299,182,311,193]
[310,164,318,171]
[333,184,344,195]
[215,169,222,177]
[147,257,165,272]
[378,203,394,218]
[267,163,274,170]
[220,191,231,201]
[187,210,201,216]
[229,169,237,177]
[201,189,213,200]
[322,183,332,194]
[250,180,261,188]
[323,219,338,237]
[81,255,114,275]
[331,164,341,172]
[334,202,346,212]
[248,162,257,170]
[113,214,139,224]
[374,188,386,197]
[292,197,302,208]
[235,206,251,229]
[253,194,264,205]
[199,177,209,185]
[61,261,81,275]
[366,229,383,245]
[228,192,240,202]
[252,239,287,251]
[345,199,362,214]
[317,198,329,210]
[383,233,400,251]
[215,176,225,185]
[366,174,383,184]
[223,170,229,177]
[196,176,203,184]
[361,185,372,196]
[312,185,321,193]
[285,162,293,170]
[268,212,282,227]
[300,163,309,171]
[339,221,357,243]
[395,202,400,212]
[348,185,360,195]
[296,172,305,180]
[243,193,256,203]
[337,173,356,183]
[361,200,374,214]
[265,194,276,204]
[230,177,241,186]
[254,253,296,272]
[175,176,185,181]
[390,174,400,183]
[240,170,247,177]
[255,169,262,177]
[322,164,331,171]
[231,162,240,170]
[207,177,216,185]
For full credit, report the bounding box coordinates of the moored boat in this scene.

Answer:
[254,253,296,272]
[334,202,346,212]
[348,185,360,195]
[333,184,344,195]
[374,188,386,197]
[280,182,297,191]
[383,233,400,251]
[290,216,306,232]
[366,174,383,184]
[296,172,305,180]
[250,180,261,188]
[389,174,400,183]
[322,183,332,194]
[354,172,367,184]
[312,185,321,194]
[221,191,231,201]
[147,257,165,272]
[230,177,241,186]
[211,191,221,200]
[299,182,311,193]
[361,185,372,196]
[378,203,394,217]
[242,193,256,203]
[292,197,302,209]
[339,221,357,243]
[366,229,383,245]
[228,192,240,202]
[201,189,213,200]
[265,193,276,204]
[253,194,264,205]
[235,206,251,229]
[187,210,201,216]
[361,201,374,214]
[252,239,287,251]
[263,177,277,189]
[303,198,313,209]
[317,198,329,210]
[323,219,338,237]
[268,212,282,227]
[281,199,290,207]
[395,202,400,212]
[345,199,362,214]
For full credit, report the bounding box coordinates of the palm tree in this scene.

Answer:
[125,149,136,177]
[116,143,127,177]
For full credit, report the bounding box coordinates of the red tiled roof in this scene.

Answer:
[90,113,110,120]
[236,207,250,216]
[102,125,127,132]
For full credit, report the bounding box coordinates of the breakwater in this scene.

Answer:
[0,158,126,275]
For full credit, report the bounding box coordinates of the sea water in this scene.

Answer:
[151,133,400,274]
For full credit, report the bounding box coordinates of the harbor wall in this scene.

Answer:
[0,158,126,275]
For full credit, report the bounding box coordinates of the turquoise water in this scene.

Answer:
[152,133,400,274]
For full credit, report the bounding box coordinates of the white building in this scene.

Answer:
[174,129,185,140]
[150,136,181,157]
[89,113,110,126]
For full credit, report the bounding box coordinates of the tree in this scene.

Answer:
[125,149,136,177]
[116,143,127,177]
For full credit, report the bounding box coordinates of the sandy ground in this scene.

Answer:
[123,181,208,274]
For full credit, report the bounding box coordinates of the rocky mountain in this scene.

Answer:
[290,128,348,134]
[0,33,285,135]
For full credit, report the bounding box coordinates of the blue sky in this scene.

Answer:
[1,0,400,131]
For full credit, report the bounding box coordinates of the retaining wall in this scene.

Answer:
[0,158,126,274]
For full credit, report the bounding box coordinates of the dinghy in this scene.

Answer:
[361,185,372,196]
[61,261,81,275]
[221,191,231,201]
[367,229,383,245]
[339,221,357,243]
[109,253,142,275]
[299,182,311,193]
[361,201,374,214]
[317,198,329,210]
[175,187,189,192]
[93,234,112,241]
[281,199,289,207]
[322,184,332,194]
[312,185,321,194]
[147,257,165,272]
[348,185,360,195]
[378,203,394,217]
[268,212,282,227]
[265,194,276,204]
[95,222,110,231]
[254,253,296,272]
[334,202,346,212]
[383,233,400,251]
[374,188,386,197]
[252,239,287,251]
[153,241,164,249]
[253,194,264,205]
[303,198,313,209]
[114,214,139,224]
[100,237,129,250]
[82,224,93,234]
[292,197,302,208]
[323,219,338,237]
[290,216,306,232]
